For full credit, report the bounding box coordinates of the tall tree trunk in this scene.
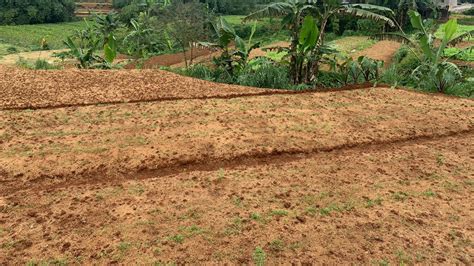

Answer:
[190,42,194,66]
[181,42,188,68]
[307,15,330,83]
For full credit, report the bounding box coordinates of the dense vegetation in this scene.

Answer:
[0,0,75,25]
[114,0,279,15]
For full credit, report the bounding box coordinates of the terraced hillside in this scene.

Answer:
[75,0,113,17]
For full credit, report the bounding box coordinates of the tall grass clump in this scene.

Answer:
[237,59,290,89]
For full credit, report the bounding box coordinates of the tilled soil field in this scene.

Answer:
[0,82,473,264]
[0,68,281,110]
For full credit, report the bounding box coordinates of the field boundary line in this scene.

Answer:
[2,83,471,112]
[0,83,386,111]
[1,127,472,195]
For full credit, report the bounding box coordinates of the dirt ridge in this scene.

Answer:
[2,127,472,196]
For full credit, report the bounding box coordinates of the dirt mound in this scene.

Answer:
[0,68,280,110]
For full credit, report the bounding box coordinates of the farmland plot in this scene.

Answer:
[0,70,473,264]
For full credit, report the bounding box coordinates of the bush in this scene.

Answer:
[463,7,474,16]
[234,23,273,40]
[113,0,133,8]
[237,59,290,89]
[356,19,383,35]
[6,46,18,54]
[34,59,57,70]
[15,58,58,70]
[117,2,142,24]
[380,65,399,86]
[315,71,344,88]
[0,0,75,25]
[183,64,214,81]
[393,46,410,64]
[444,47,474,62]
[395,49,419,85]
[342,30,356,36]
[211,66,234,84]
[446,81,474,98]
[325,32,338,42]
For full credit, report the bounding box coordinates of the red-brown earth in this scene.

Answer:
[0,69,472,264]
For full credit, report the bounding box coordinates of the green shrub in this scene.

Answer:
[380,65,399,86]
[213,66,235,84]
[342,30,356,36]
[444,47,474,62]
[234,24,273,40]
[15,58,58,70]
[446,81,474,98]
[315,71,344,88]
[0,0,75,25]
[15,57,30,68]
[183,64,214,81]
[237,59,290,89]
[393,46,410,64]
[325,32,338,42]
[395,49,419,85]
[117,3,142,24]
[6,46,17,54]
[253,247,266,266]
[34,59,57,70]
[357,19,383,35]
[463,7,474,16]
[113,0,133,8]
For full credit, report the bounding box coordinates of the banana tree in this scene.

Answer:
[62,27,103,69]
[408,10,462,92]
[245,0,395,84]
[200,17,261,77]
[244,0,317,83]
[123,16,155,59]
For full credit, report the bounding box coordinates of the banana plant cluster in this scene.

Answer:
[61,14,120,69]
[244,0,395,84]
[200,17,261,77]
[329,54,384,85]
[408,10,463,92]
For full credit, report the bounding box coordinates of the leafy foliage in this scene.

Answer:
[245,0,394,84]
[201,16,260,76]
[237,58,291,89]
[408,11,463,93]
[60,16,120,69]
[0,0,75,25]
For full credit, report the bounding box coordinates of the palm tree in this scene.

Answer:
[245,0,394,83]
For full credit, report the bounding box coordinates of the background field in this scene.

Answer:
[0,21,91,51]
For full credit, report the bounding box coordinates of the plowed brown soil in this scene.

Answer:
[0,84,473,264]
[0,68,280,110]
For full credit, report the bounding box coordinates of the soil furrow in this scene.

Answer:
[1,88,472,191]
[1,127,472,196]
[0,82,383,111]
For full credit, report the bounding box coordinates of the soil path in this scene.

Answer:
[353,40,402,65]
[0,49,67,65]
